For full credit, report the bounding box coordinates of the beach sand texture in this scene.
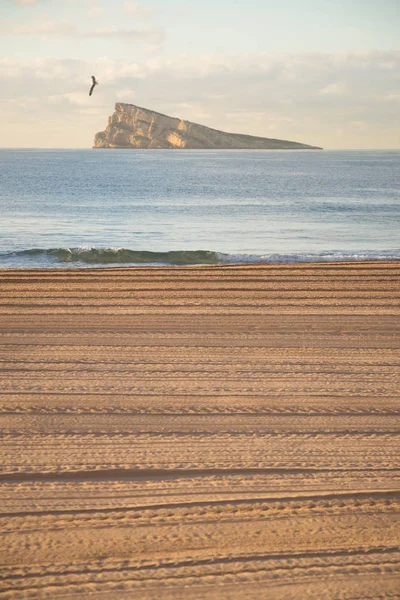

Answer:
[0,262,399,599]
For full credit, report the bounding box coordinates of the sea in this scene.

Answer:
[0,148,399,268]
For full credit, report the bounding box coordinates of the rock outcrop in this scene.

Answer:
[94,103,321,150]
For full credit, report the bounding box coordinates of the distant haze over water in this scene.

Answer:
[0,149,399,268]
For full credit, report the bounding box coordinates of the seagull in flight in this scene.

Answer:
[89,75,99,96]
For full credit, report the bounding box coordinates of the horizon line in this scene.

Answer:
[1,147,399,151]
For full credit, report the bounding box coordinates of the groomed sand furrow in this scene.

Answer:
[1,392,398,413]
[1,383,398,397]
[1,463,400,484]
[0,346,400,360]
[1,549,399,593]
[1,290,399,299]
[11,432,389,441]
[2,463,399,479]
[1,336,398,351]
[2,367,399,379]
[1,263,399,598]
[0,488,399,515]
[0,534,399,597]
[1,360,399,370]
[1,303,398,314]
[1,408,399,416]
[2,356,399,368]
[2,475,399,512]
[1,562,399,599]
[2,546,400,579]
[1,416,399,437]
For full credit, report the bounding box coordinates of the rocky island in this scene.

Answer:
[94,103,321,150]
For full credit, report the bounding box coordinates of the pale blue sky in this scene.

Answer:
[1,0,399,147]
[3,0,400,57]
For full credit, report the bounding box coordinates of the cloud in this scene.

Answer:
[2,19,164,43]
[123,1,153,20]
[318,82,346,96]
[87,0,105,18]
[10,20,77,36]
[0,51,399,148]
[350,121,367,129]
[86,27,164,43]
[116,88,137,101]
[12,0,39,5]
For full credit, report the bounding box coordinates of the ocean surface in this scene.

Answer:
[0,148,399,268]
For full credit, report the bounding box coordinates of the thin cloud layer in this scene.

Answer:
[2,19,164,43]
[0,51,399,148]
[123,1,153,19]
[12,0,39,4]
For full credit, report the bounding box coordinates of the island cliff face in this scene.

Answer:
[94,103,321,150]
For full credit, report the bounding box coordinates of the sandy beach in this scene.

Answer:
[0,262,399,599]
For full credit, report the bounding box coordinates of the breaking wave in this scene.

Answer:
[0,247,399,268]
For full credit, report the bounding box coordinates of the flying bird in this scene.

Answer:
[89,76,98,96]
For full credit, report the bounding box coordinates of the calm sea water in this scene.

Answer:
[0,149,399,268]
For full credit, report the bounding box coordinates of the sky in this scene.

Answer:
[0,0,399,149]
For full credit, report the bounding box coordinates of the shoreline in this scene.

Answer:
[1,258,400,271]
[0,262,399,598]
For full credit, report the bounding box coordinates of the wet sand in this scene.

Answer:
[0,262,399,599]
